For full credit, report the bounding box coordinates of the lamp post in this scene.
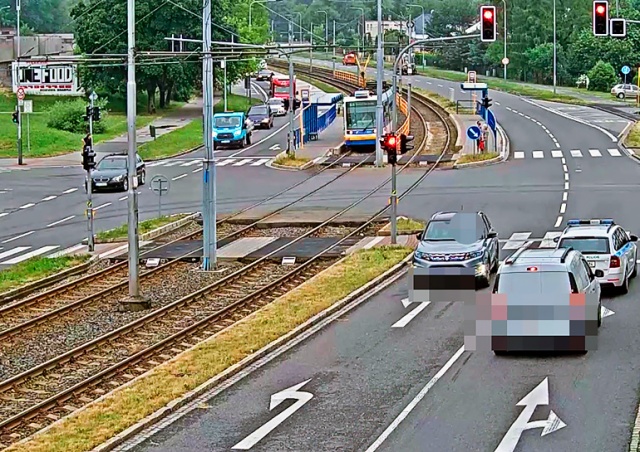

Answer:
[295,12,302,42]
[249,0,275,27]
[553,0,556,94]
[350,7,365,54]
[408,3,424,39]
[501,0,507,81]
[317,10,328,51]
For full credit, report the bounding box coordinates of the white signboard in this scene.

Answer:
[23,100,32,113]
[12,61,83,96]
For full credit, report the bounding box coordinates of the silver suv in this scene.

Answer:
[413,211,499,287]
[491,247,603,354]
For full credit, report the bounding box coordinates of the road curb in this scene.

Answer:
[88,252,413,452]
[143,145,203,162]
[452,122,510,169]
[85,212,197,245]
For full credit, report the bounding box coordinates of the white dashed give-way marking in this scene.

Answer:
[392,298,431,328]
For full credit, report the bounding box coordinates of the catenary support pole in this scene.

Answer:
[390,163,397,244]
[126,0,141,301]
[16,0,22,165]
[87,94,95,252]
[223,58,228,111]
[552,0,556,94]
[332,20,336,74]
[375,0,384,167]
[287,21,295,156]
[202,0,217,270]
[502,0,507,80]
[310,23,313,72]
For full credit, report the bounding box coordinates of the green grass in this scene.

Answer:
[457,152,499,164]
[0,254,91,293]
[96,214,189,242]
[138,119,203,160]
[379,217,425,235]
[625,122,640,148]
[214,93,262,113]
[273,154,310,168]
[297,74,340,93]
[414,88,456,113]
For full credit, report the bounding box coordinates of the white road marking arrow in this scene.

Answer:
[269,144,281,150]
[392,298,431,328]
[232,379,313,450]
[601,306,615,318]
[495,378,566,452]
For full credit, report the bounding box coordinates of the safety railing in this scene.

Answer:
[396,94,410,136]
[292,101,340,149]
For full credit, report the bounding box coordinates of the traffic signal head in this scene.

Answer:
[480,6,496,42]
[11,110,18,124]
[92,106,101,121]
[482,96,493,109]
[385,133,397,150]
[611,18,626,38]
[593,1,609,36]
[82,146,96,171]
[400,134,414,154]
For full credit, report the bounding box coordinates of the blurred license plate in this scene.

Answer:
[96,183,107,187]
[221,140,230,143]
[588,261,595,267]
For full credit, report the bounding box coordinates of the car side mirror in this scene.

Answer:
[416,232,422,240]
[595,269,605,278]
[631,234,638,242]
[553,236,560,243]
[487,231,497,238]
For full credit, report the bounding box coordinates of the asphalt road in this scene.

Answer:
[113,60,640,452]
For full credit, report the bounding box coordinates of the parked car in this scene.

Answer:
[247,104,274,129]
[86,153,146,192]
[255,69,274,82]
[611,83,639,99]
[267,97,286,116]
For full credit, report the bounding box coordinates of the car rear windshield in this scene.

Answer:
[497,271,571,294]
[558,237,610,254]
[97,158,126,170]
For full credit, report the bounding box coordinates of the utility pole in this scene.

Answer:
[332,20,336,74]
[390,159,397,243]
[287,21,295,156]
[15,0,22,165]
[222,58,228,111]
[375,0,384,167]
[202,0,217,270]
[124,0,144,308]
[552,0,557,94]
[309,23,313,72]
[502,0,507,80]
[86,92,97,252]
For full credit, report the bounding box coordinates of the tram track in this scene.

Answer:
[0,67,447,449]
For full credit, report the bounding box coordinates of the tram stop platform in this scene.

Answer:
[318,153,454,167]
[108,234,418,264]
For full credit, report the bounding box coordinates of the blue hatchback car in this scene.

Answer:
[413,211,500,287]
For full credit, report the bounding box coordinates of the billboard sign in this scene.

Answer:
[11,61,83,96]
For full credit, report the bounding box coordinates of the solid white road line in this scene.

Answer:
[251,158,271,166]
[48,243,85,258]
[3,245,59,265]
[19,203,35,209]
[62,188,78,194]
[94,202,112,211]
[588,149,602,157]
[365,346,465,452]
[391,302,431,328]
[2,231,34,243]
[41,195,57,201]
[0,246,30,261]
[172,174,188,181]
[119,195,127,201]
[514,152,524,159]
[47,215,75,227]
[0,213,7,219]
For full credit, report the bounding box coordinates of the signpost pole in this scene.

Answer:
[87,92,96,253]
[26,109,30,155]
[390,162,397,244]
[16,0,22,166]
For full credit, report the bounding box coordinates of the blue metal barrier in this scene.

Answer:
[293,96,341,146]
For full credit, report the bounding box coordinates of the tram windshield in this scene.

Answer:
[345,100,376,130]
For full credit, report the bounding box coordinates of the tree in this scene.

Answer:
[587,60,617,91]
[0,0,73,33]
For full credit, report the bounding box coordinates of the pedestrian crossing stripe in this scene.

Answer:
[513,148,623,159]
[146,157,273,168]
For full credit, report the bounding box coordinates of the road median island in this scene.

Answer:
[5,245,411,452]
[377,217,425,236]
[455,152,500,165]
[0,254,91,295]
[272,153,311,169]
[296,74,340,93]
[624,121,640,149]
[95,214,190,243]
[414,88,456,114]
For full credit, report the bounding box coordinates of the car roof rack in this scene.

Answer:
[559,246,574,263]
[504,242,534,265]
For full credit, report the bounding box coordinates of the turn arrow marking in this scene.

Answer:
[495,377,566,452]
[392,298,431,328]
[269,144,281,150]
[601,306,615,318]
[232,379,313,450]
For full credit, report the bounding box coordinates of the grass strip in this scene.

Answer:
[96,214,189,242]
[138,120,203,160]
[457,152,499,164]
[414,89,456,114]
[6,245,411,452]
[0,255,91,293]
[213,93,262,113]
[297,74,340,93]
[379,217,425,234]
[273,154,310,168]
[625,122,640,148]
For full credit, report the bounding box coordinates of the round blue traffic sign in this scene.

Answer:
[467,126,481,140]
[622,65,631,75]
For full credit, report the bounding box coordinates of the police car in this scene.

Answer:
[553,219,638,294]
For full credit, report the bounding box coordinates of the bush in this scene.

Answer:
[587,60,618,92]
[46,98,109,134]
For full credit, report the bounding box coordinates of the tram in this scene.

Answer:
[343,88,394,152]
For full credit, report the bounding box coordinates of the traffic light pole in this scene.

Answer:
[287,22,296,156]
[407,81,412,124]
[16,0,22,166]
[87,96,95,252]
[390,162,397,244]
[374,0,384,167]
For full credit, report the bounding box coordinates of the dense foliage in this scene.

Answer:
[47,98,108,134]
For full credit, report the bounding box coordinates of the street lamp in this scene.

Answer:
[295,12,302,42]
[249,0,275,27]
[350,7,365,53]
[408,3,424,38]
[317,10,328,50]
[553,0,556,94]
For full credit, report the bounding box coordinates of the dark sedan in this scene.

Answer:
[255,69,274,81]
[247,105,274,129]
[86,153,146,192]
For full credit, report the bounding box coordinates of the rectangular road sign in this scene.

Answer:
[467,71,477,83]
[23,100,32,113]
[461,82,488,90]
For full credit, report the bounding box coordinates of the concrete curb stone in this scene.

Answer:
[452,123,510,169]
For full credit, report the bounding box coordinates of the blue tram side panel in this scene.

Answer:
[343,88,394,152]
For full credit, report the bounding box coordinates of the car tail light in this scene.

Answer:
[610,256,621,268]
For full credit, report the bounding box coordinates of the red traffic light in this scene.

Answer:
[483,10,493,19]
[595,4,605,14]
[387,135,397,147]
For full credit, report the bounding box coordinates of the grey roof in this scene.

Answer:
[412,13,433,35]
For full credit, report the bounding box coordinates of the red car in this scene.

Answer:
[343,52,357,65]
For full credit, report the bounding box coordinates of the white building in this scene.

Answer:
[364,19,405,40]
